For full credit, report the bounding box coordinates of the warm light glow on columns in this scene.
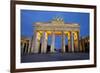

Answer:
[46,31,51,35]
[31,30,80,53]
[73,31,79,52]
[65,31,72,52]
[67,32,71,52]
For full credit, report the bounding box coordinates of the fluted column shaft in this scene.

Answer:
[31,31,39,53]
[68,32,71,52]
[71,32,74,52]
[62,32,66,53]
[41,32,47,53]
[50,31,55,53]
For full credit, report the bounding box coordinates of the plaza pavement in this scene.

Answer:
[21,53,89,63]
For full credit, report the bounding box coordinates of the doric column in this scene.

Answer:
[31,31,40,53]
[62,32,66,53]
[74,31,79,52]
[41,32,48,53]
[50,31,55,53]
[71,32,74,52]
[31,32,36,53]
[44,32,48,53]
[78,31,80,52]
[35,32,40,53]
[41,32,45,53]
[68,32,71,52]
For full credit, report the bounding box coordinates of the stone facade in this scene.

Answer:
[21,18,86,54]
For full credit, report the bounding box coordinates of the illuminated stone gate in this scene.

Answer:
[30,17,80,53]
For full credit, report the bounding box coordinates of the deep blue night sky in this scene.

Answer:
[21,10,89,49]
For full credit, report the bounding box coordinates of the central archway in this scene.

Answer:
[55,35,62,53]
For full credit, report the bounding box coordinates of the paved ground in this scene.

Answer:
[21,53,89,63]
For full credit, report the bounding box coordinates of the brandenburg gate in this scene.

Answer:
[31,17,80,53]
